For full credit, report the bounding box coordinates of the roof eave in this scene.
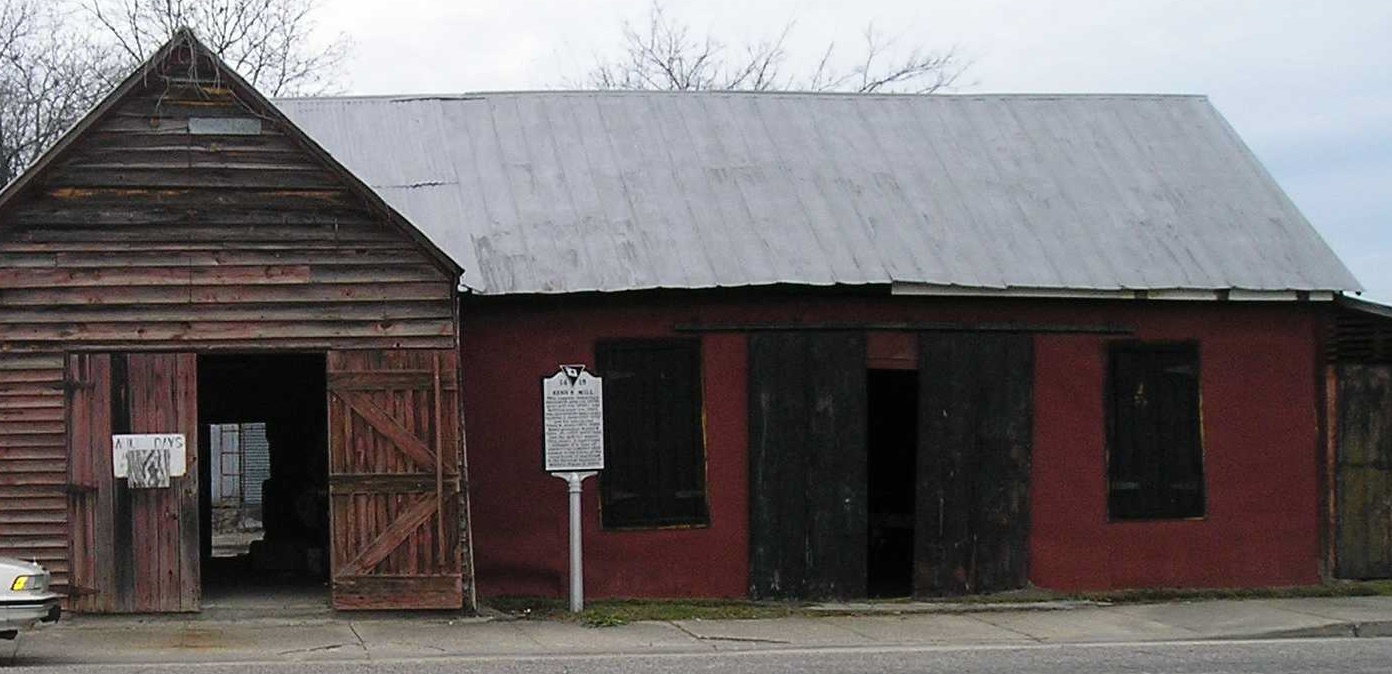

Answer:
[891,282,1344,302]
[1337,294,1392,320]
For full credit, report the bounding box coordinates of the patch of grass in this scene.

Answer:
[580,611,629,628]
[877,587,1066,605]
[484,581,1392,624]
[1074,581,1392,604]
[486,597,803,624]
[823,581,1392,608]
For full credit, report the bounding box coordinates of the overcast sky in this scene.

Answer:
[313,0,1390,302]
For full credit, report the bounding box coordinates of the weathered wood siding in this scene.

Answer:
[67,353,200,612]
[916,333,1033,596]
[0,353,68,589]
[327,350,465,609]
[748,331,1032,600]
[748,332,867,600]
[0,46,456,352]
[1335,365,1392,579]
[0,43,459,605]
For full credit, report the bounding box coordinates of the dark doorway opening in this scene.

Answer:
[197,353,329,603]
[867,369,918,598]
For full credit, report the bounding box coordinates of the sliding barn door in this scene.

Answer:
[748,332,867,600]
[1335,365,1392,579]
[327,350,464,609]
[68,353,199,613]
[916,333,1033,596]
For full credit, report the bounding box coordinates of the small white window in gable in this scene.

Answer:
[189,117,262,135]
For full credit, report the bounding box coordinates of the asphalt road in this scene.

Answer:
[7,637,1392,674]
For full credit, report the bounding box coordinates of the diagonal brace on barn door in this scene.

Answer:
[334,391,438,469]
[337,495,440,576]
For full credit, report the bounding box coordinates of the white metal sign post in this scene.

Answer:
[558,470,595,613]
[542,364,604,613]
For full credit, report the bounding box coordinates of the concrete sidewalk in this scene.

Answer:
[6,596,1392,666]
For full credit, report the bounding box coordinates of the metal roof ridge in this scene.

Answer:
[273,91,1212,103]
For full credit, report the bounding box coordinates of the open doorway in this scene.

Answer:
[197,353,329,606]
[866,369,918,598]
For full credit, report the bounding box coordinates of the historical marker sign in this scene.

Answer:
[542,365,605,472]
[542,364,604,612]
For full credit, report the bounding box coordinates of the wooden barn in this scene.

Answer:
[0,32,470,612]
[0,31,1380,612]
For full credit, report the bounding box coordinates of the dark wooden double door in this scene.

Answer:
[749,332,1033,599]
[67,349,464,612]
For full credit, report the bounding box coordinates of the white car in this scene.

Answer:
[0,557,61,640]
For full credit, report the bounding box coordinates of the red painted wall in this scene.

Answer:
[460,292,1325,597]
[1030,307,1324,589]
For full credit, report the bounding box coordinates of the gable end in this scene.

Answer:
[0,31,459,351]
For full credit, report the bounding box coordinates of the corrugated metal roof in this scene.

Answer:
[274,92,1362,296]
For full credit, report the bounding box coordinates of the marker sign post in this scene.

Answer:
[542,364,604,613]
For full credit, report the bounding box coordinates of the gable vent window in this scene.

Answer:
[596,340,709,529]
[189,117,262,135]
[1107,342,1205,520]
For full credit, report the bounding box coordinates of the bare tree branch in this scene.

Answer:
[583,2,968,94]
[0,0,117,184]
[0,0,350,185]
[80,0,352,96]
[838,25,964,94]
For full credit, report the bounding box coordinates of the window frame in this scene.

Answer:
[594,338,710,530]
[1104,340,1207,522]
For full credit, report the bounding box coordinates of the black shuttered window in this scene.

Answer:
[597,340,709,529]
[1107,343,1205,520]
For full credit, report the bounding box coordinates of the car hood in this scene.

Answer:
[0,557,44,576]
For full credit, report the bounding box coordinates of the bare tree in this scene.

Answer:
[0,1,116,184]
[586,2,967,93]
[81,0,351,96]
[0,0,349,186]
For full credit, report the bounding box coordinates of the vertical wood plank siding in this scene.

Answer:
[0,354,69,588]
[1335,365,1392,578]
[1106,344,1204,520]
[916,333,1033,596]
[327,350,465,609]
[66,354,113,611]
[0,47,455,352]
[127,353,200,612]
[66,353,200,612]
[596,340,709,528]
[748,332,867,600]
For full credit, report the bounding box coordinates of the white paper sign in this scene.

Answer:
[113,434,187,478]
[542,365,605,472]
